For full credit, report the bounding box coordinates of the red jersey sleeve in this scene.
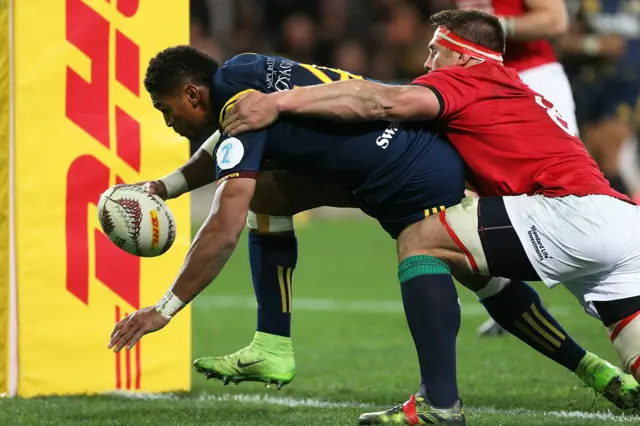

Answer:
[411,68,479,120]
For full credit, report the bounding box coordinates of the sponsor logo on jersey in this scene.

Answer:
[376,122,400,149]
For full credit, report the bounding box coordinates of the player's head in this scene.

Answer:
[425,10,506,71]
[144,45,220,140]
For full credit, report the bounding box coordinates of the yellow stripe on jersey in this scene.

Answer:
[298,64,333,84]
[218,89,257,126]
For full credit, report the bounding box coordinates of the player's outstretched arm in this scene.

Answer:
[107,177,255,353]
[150,131,222,200]
[167,177,254,303]
[498,0,568,41]
[222,80,442,136]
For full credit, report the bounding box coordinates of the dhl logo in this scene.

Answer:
[150,210,160,249]
[64,0,144,391]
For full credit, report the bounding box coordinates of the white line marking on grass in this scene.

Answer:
[197,295,571,317]
[110,391,640,423]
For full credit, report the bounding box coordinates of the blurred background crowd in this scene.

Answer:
[188,0,640,219]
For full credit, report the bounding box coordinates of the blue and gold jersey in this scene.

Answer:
[211,54,465,238]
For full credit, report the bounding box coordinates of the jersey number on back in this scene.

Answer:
[535,95,576,137]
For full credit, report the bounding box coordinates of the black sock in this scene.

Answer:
[481,280,586,371]
[399,255,460,408]
[248,232,297,337]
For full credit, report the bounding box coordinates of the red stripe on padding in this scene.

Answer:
[402,395,421,426]
[610,311,640,342]
[631,356,640,376]
[438,210,479,273]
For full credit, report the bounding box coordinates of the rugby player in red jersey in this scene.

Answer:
[456,0,577,336]
[222,9,640,423]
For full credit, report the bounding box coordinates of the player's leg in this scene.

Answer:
[194,171,357,386]
[458,274,640,407]
[594,296,640,384]
[475,195,640,408]
[379,196,640,409]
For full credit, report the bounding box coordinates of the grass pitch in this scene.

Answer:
[3,218,640,425]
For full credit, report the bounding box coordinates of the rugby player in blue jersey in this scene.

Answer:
[108,46,638,424]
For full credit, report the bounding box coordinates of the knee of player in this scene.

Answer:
[607,311,640,380]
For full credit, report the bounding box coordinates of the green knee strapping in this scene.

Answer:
[398,255,451,283]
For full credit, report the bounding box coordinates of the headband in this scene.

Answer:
[434,26,503,63]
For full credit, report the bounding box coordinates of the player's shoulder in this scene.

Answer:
[212,53,272,124]
[216,53,265,86]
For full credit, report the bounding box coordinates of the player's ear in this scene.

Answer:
[185,85,200,108]
[456,53,473,66]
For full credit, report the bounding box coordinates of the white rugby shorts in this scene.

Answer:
[504,194,640,316]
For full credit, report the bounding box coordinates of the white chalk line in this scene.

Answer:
[197,295,571,317]
[109,391,640,423]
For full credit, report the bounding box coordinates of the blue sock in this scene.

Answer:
[248,232,298,338]
[399,255,460,408]
[481,280,586,371]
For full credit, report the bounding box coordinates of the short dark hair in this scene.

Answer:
[430,9,505,54]
[144,45,220,96]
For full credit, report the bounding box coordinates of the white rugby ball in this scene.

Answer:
[97,184,176,257]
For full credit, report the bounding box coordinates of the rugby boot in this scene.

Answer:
[358,395,465,425]
[193,331,295,389]
[576,351,640,409]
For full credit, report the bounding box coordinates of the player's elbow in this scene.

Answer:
[538,7,569,36]
[548,13,569,36]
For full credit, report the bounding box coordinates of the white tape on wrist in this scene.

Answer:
[246,211,294,233]
[198,130,221,157]
[154,290,186,319]
[159,171,188,199]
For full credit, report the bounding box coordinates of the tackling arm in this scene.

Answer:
[499,0,569,41]
[274,79,442,122]
[163,178,255,306]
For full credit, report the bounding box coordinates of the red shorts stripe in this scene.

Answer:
[438,210,479,273]
[610,311,640,342]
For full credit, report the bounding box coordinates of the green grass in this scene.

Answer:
[3,218,640,425]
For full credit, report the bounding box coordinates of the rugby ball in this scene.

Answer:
[97,184,176,257]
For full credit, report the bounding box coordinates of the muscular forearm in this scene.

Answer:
[169,222,239,304]
[501,8,568,40]
[276,79,395,122]
[178,150,216,191]
[160,131,220,199]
